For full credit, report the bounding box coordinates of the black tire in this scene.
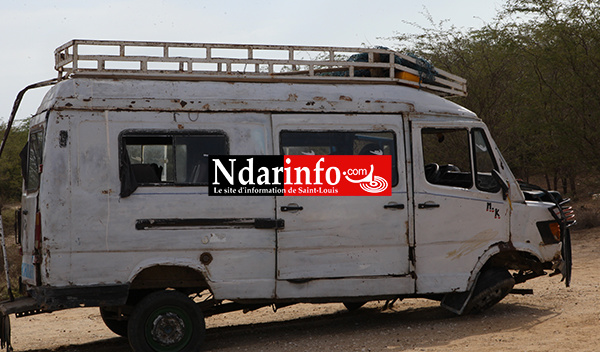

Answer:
[562,228,572,287]
[343,301,366,311]
[100,306,128,337]
[464,268,515,314]
[128,290,206,352]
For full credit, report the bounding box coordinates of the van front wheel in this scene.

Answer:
[464,268,515,314]
[128,290,206,352]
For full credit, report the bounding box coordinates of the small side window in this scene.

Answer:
[120,131,228,196]
[125,136,174,183]
[472,128,501,193]
[24,130,44,193]
[280,130,398,186]
[421,128,472,189]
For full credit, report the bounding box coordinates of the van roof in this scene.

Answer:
[42,77,477,119]
[54,40,467,98]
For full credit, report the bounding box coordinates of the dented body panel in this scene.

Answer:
[6,74,563,317]
[0,41,572,352]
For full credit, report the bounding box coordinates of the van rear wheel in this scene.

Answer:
[343,301,366,311]
[128,290,206,352]
[99,306,128,337]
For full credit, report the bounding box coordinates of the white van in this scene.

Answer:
[0,40,574,351]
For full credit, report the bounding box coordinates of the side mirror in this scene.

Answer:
[492,169,509,200]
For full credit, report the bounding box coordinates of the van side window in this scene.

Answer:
[472,128,501,193]
[421,128,472,189]
[25,130,44,193]
[119,132,227,196]
[280,131,398,186]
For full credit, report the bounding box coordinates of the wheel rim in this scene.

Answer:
[145,305,193,351]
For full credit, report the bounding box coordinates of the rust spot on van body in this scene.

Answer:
[497,241,516,252]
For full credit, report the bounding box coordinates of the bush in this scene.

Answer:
[0,206,22,301]
[574,201,600,229]
[0,123,28,204]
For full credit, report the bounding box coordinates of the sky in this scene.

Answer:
[0,0,502,125]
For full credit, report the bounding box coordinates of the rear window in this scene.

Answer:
[24,129,44,192]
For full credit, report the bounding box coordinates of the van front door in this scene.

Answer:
[411,121,509,294]
[273,114,412,297]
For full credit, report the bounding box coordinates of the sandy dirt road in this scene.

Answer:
[9,228,600,352]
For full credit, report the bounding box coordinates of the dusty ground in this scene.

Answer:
[9,227,600,352]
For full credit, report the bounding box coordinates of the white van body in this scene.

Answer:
[1,40,573,351]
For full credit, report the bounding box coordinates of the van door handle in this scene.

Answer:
[281,204,303,212]
[418,202,440,209]
[384,203,405,209]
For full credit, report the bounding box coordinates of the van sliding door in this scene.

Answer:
[273,114,413,296]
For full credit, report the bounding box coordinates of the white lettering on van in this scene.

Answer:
[295,166,312,185]
[286,157,341,185]
[272,166,284,184]
[213,157,345,186]
[326,167,341,185]
[257,167,270,185]
[212,159,236,185]
[313,157,325,185]
[239,158,254,185]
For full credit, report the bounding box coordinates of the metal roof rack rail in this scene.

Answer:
[54,39,467,97]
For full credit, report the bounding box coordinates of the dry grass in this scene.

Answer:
[572,198,600,229]
[0,205,23,301]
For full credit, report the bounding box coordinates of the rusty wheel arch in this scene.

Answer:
[129,265,210,292]
[467,243,547,291]
[484,250,546,274]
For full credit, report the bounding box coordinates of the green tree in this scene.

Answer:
[391,0,600,195]
[0,123,28,204]
[503,0,600,193]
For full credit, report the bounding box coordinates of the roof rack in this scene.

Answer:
[54,39,467,97]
